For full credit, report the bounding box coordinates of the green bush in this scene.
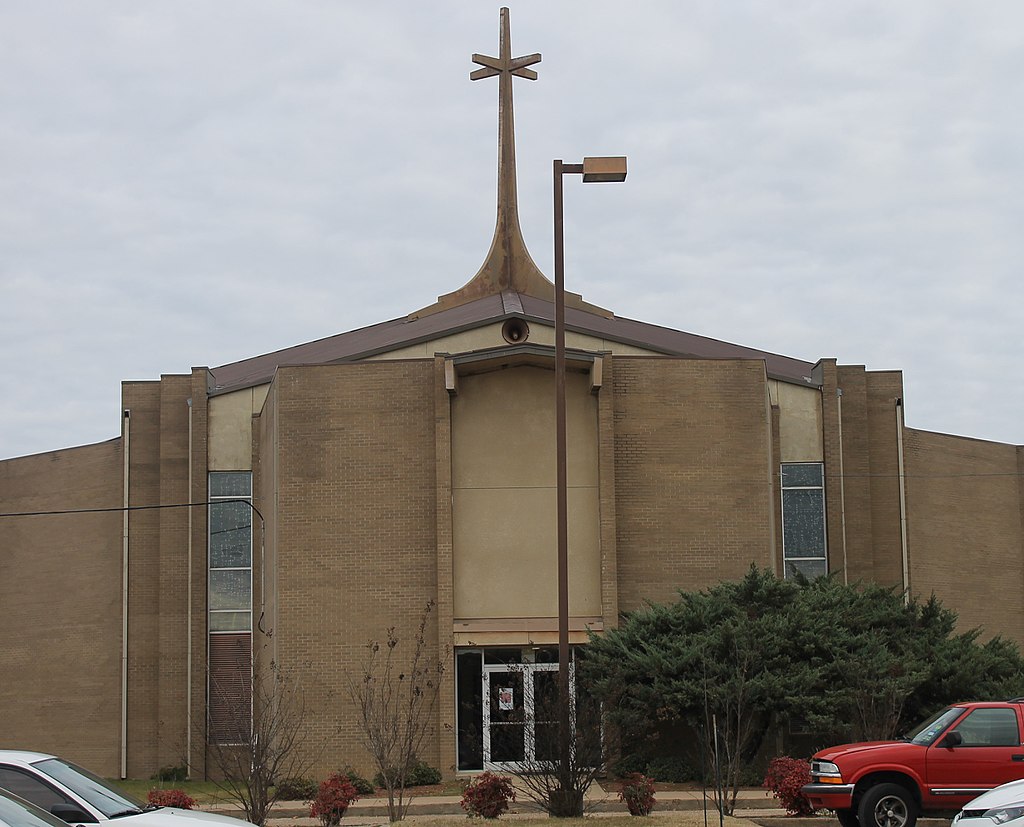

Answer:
[610,754,647,778]
[275,777,318,801]
[373,760,442,788]
[407,761,442,786]
[644,756,694,783]
[338,767,376,796]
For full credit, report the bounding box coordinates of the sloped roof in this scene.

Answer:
[208,291,818,396]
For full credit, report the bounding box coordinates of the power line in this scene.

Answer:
[0,499,264,521]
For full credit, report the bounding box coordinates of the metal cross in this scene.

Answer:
[471,7,541,82]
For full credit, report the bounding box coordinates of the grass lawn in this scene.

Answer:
[108,779,230,805]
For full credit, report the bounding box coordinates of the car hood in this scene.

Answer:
[815,741,921,761]
[112,808,255,827]
[962,780,1024,812]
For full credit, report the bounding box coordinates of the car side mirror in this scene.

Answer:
[940,730,963,748]
[50,804,97,824]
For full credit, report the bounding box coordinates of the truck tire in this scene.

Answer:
[857,783,918,827]
[836,809,859,827]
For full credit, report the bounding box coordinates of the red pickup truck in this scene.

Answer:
[803,701,1024,827]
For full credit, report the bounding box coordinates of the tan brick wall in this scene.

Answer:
[597,356,620,629]
[905,429,1024,646]
[264,361,440,778]
[122,376,195,778]
[823,366,905,587]
[122,381,162,775]
[0,438,123,775]
[157,376,192,772]
[432,357,457,779]
[611,357,776,609]
[864,371,904,586]
[187,370,211,779]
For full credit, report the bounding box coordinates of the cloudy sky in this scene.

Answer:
[2,2,1021,459]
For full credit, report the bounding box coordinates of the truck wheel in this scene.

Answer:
[857,783,918,827]
[837,809,859,827]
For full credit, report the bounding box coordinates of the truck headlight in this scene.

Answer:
[811,761,843,783]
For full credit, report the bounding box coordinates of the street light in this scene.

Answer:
[553,155,626,807]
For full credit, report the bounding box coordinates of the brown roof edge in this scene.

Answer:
[208,292,820,396]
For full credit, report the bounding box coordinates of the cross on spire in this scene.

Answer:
[470,8,541,82]
[410,7,610,320]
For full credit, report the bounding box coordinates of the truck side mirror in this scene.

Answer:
[940,730,963,748]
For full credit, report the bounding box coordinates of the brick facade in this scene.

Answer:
[905,429,1024,642]
[611,357,777,610]
[2,348,1022,780]
[261,362,441,776]
[0,438,123,775]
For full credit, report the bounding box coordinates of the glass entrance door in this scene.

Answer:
[483,663,563,769]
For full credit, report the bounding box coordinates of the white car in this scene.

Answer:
[0,788,71,827]
[954,778,1024,827]
[0,752,252,827]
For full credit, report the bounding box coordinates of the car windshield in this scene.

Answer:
[0,790,70,827]
[31,760,144,819]
[906,706,966,745]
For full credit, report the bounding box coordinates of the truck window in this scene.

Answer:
[907,706,967,745]
[951,708,1020,746]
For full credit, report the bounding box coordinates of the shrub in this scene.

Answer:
[275,776,318,802]
[618,773,656,817]
[310,774,360,827]
[407,760,442,787]
[461,772,516,819]
[146,789,195,809]
[338,767,376,795]
[151,764,187,783]
[644,755,694,783]
[763,756,817,816]
[372,760,442,788]
[610,754,648,778]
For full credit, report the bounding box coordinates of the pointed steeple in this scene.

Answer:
[412,8,610,320]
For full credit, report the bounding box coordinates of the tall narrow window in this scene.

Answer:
[781,463,827,579]
[208,471,252,744]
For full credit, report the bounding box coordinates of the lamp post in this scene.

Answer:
[553,156,626,807]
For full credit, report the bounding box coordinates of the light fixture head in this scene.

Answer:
[582,156,627,183]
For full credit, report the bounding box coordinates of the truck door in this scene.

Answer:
[927,707,1024,798]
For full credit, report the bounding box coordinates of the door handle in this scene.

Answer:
[1011,755,1024,761]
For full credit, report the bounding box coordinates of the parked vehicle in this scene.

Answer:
[953,778,1024,827]
[0,752,252,827]
[803,701,1024,827]
[0,789,70,827]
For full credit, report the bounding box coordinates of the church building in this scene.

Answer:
[2,9,1022,782]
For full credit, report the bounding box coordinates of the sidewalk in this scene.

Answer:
[205,785,787,825]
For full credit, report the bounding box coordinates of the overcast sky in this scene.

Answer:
[2,2,1021,460]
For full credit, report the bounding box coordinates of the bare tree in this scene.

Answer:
[349,601,444,823]
[205,657,318,826]
[497,662,612,817]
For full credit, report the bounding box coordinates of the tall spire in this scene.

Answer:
[412,8,610,319]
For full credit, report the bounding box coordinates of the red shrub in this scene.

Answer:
[617,773,656,816]
[763,756,818,816]
[460,772,516,819]
[310,774,360,827]
[146,789,195,809]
